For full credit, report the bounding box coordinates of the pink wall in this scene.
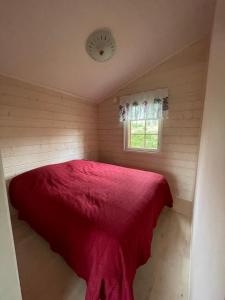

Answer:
[190,0,225,298]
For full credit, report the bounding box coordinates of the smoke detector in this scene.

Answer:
[86,29,116,62]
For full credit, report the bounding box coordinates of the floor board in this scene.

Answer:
[11,208,191,300]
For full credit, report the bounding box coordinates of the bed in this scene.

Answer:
[9,160,173,300]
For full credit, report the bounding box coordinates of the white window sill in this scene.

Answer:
[123,148,161,154]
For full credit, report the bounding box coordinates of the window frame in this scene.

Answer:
[123,118,163,153]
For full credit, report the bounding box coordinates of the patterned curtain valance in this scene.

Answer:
[119,88,169,122]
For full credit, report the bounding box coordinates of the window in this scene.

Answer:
[119,88,168,152]
[124,119,162,152]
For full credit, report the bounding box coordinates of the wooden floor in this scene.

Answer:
[11,208,191,300]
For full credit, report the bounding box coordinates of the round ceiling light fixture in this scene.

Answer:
[86,28,116,62]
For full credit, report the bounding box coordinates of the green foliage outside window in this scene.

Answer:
[128,120,159,150]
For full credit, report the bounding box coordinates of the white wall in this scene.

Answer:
[98,39,209,217]
[0,153,22,300]
[0,75,98,180]
[190,0,225,299]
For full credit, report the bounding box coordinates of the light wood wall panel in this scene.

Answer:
[98,39,209,216]
[0,76,98,180]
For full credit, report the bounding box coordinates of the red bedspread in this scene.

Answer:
[9,160,173,300]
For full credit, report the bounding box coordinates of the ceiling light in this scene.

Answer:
[86,29,116,62]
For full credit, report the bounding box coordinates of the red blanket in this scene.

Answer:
[9,160,173,300]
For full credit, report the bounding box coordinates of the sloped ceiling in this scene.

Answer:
[0,0,216,102]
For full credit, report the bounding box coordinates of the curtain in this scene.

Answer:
[119,88,169,122]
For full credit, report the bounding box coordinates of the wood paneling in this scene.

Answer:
[0,76,98,180]
[0,39,209,217]
[0,153,22,300]
[98,39,209,216]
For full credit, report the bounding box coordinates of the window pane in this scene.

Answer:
[130,120,145,134]
[146,120,159,134]
[145,134,158,149]
[130,134,145,148]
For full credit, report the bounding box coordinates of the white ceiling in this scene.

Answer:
[0,0,216,102]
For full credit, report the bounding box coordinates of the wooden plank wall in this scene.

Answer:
[0,76,98,180]
[0,39,209,216]
[98,39,209,216]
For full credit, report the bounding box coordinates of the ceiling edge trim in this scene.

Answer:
[99,34,211,103]
[0,71,97,103]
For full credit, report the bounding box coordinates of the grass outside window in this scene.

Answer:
[125,119,161,152]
